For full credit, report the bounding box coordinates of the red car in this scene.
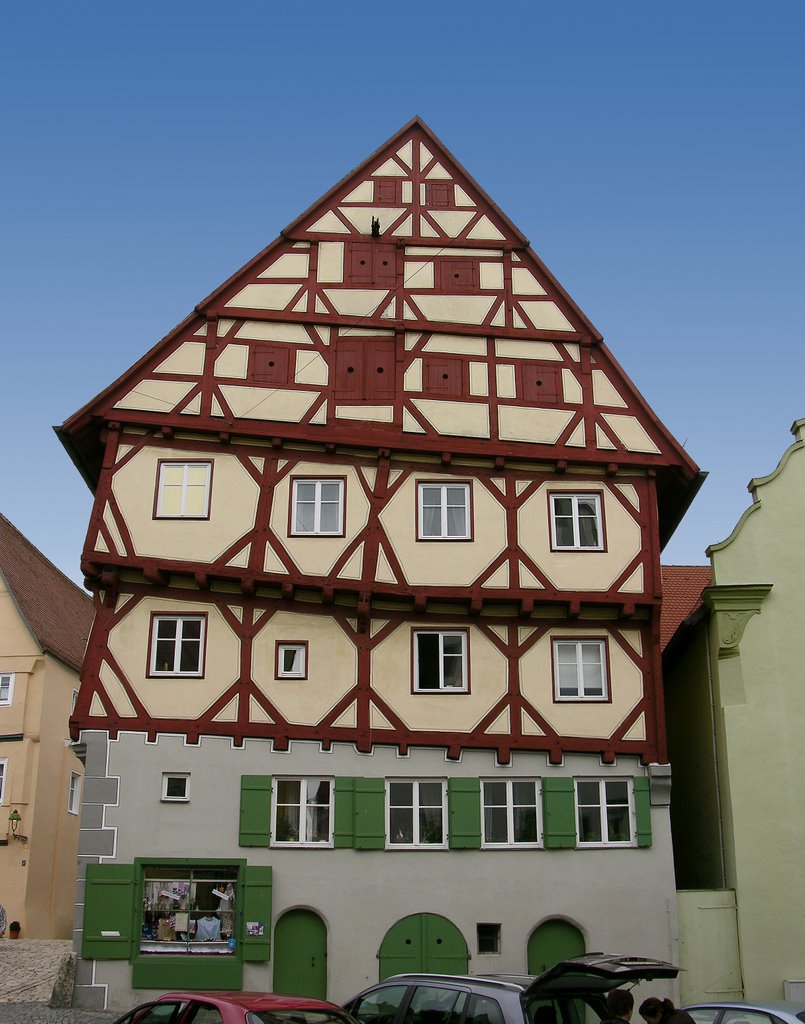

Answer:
[113,991,359,1024]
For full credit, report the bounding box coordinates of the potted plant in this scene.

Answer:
[9,921,20,939]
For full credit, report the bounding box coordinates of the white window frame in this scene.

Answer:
[71,689,79,713]
[386,779,447,849]
[0,673,14,706]
[553,639,608,700]
[550,493,603,550]
[417,482,471,540]
[481,778,542,848]
[271,777,333,847]
[156,461,212,518]
[291,478,344,536]
[575,778,635,847]
[413,630,468,692]
[68,771,82,815]
[149,616,206,677]
[161,772,190,802]
[0,758,7,804]
[276,643,307,679]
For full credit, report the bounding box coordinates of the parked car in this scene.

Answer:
[684,1002,805,1024]
[344,953,679,1024]
[113,991,359,1024]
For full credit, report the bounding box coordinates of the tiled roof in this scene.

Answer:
[0,513,94,671]
[660,564,712,651]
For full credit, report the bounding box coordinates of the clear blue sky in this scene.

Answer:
[2,1,803,586]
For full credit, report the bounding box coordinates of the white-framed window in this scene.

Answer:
[161,773,190,802]
[272,778,332,846]
[553,639,608,700]
[149,616,206,677]
[156,461,212,518]
[276,642,307,679]
[576,779,634,846]
[0,673,14,706]
[550,493,603,550]
[0,759,7,804]
[387,779,447,848]
[291,479,344,535]
[414,630,468,692]
[68,771,82,815]
[481,779,542,847]
[71,689,79,713]
[417,482,471,539]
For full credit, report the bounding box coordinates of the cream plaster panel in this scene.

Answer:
[307,211,350,233]
[340,208,405,234]
[406,247,499,258]
[181,395,202,415]
[455,185,475,206]
[295,351,329,386]
[271,462,371,577]
[378,475,506,587]
[563,343,580,361]
[592,370,628,408]
[618,565,644,593]
[111,446,259,563]
[466,215,505,240]
[479,263,504,290]
[404,359,423,392]
[498,406,574,444]
[428,210,475,236]
[496,365,517,399]
[520,628,643,738]
[235,322,313,344]
[217,319,236,336]
[601,414,662,455]
[495,339,562,360]
[615,484,640,510]
[596,424,617,450]
[425,162,451,180]
[113,380,195,413]
[226,283,301,310]
[252,611,357,724]
[469,362,488,396]
[219,386,318,422]
[403,409,426,433]
[422,334,487,356]
[215,344,249,379]
[402,181,413,204]
[317,242,345,283]
[517,481,642,592]
[339,327,394,337]
[374,158,406,176]
[566,422,586,447]
[397,141,413,167]
[258,253,309,279]
[102,502,126,556]
[108,597,240,719]
[419,144,433,169]
[336,405,394,422]
[404,262,434,289]
[99,662,138,717]
[512,310,528,329]
[155,342,206,376]
[292,291,308,312]
[95,531,109,553]
[491,304,505,328]
[394,215,413,237]
[371,623,508,732]
[324,289,388,317]
[520,301,574,332]
[411,399,490,438]
[562,369,584,403]
[404,332,422,350]
[342,181,374,202]
[412,294,496,325]
[511,268,547,296]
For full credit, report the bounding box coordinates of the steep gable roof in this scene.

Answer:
[0,514,94,671]
[660,564,711,651]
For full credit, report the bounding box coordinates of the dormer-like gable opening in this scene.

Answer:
[346,241,397,287]
[334,335,397,401]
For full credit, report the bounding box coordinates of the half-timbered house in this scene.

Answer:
[59,118,702,1009]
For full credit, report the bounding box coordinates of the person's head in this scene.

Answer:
[639,998,675,1024]
[606,990,634,1021]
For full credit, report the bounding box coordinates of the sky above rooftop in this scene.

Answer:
[2,1,803,585]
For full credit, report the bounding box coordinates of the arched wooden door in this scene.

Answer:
[379,913,468,980]
[273,909,328,998]
[527,919,584,975]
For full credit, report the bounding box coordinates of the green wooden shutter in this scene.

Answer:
[354,778,385,849]
[82,863,136,960]
[241,865,272,961]
[542,778,577,848]
[334,777,356,848]
[239,776,271,847]
[448,778,481,849]
[634,776,653,848]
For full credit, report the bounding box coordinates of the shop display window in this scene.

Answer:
[140,865,238,954]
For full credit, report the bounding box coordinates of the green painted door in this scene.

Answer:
[379,914,468,980]
[527,919,584,974]
[273,910,328,998]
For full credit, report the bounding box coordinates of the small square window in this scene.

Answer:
[477,923,501,954]
[149,615,206,677]
[414,631,468,692]
[276,642,308,679]
[418,482,471,540]
[162,773,190,802]
[0,673,14,706]
[553,639,608,700]
[291,478,345,536]
[387,779,446,848]
[273,778,332,845]
[576,779,634,846]
[550,493,603,550]
[482,779,541,847]
[68,771,82,815]
[156,462,212,519]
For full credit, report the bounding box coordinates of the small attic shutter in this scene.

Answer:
[542,778,577,848]
[354,778,385,849]
[239,776,271,847]
[634,777,653,848]
[448,778,481,849]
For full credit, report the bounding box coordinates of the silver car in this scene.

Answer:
[684,1002,805,1024]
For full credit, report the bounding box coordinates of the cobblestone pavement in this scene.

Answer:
[0,940,114,1024]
